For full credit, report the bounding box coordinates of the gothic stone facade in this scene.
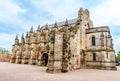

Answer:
[10,8,116,73]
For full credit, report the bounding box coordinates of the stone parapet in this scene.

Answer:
[86,26,110,34]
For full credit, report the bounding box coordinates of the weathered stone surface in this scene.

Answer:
[10,8,116,73]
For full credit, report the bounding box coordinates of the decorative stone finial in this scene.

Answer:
[44,24,49,30]
[15,34,18,40]
[21,33,25,44]
[78,8,83,17]
[26,32,29,38]
[77,8,84,24]
[53,21,58,28]
[22,33,24,38]
[37,25,41,32]
[15,34,19,45]
[85,9,89,17]
[30,26,33,33]
[64,19,69,26]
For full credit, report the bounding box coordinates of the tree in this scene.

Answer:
[0,48,10,54]
[116,51,120,61]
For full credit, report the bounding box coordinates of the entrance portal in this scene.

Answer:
[41,53,48,66]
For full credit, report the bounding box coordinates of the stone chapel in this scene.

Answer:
[10,8,116,73]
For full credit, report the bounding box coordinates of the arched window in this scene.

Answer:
[92,36,96,46]
[93,53,96,61]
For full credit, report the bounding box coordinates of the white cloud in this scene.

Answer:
[89,0,120,54]
[31,0,81,23]
[0,0,31,34]
[0,33,15,52]
[0,0,26,22]
[90,0,120,26]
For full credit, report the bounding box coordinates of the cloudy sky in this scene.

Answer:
[0,0,120,54]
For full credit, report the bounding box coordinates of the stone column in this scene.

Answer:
[15,45,22,64]
[46,30,55,73]
[22,44,30,64]
[61,33,69,72]
[47,29,64,73]
[29,43,37,65]
[10,45,16,63]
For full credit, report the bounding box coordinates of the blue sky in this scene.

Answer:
[0,0,120,54]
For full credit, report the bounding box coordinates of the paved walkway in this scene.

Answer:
[0,62,119,81]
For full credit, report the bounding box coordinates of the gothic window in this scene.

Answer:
[92,36,96,46]
[93,53,96,61]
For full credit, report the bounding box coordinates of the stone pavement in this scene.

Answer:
[0,62,119,81]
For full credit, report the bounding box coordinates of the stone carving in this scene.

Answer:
[10,8,116,73]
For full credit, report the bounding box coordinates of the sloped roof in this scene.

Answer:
[48,18,77,28]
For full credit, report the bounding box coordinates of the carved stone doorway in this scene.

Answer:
[41,52,48,66]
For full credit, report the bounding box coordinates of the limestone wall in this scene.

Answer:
[86,29,111,50]
[54,32,63,71]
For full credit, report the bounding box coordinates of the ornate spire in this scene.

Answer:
[77,8,84,22]
[44,24,49,30]
[21,33,25,44]
[15,34,19,44]
[26,32,29,38]
[30,26,33,33]
[22,33,24,38]
[53,21,58,28]
[78,8,83,15]
[64,19,69,26]
[37,25,41,32]
[15,34,18,40]
[85,9,89,17]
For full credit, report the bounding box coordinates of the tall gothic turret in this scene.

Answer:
[63,19,69,32]
[21,33,25,45]
[64,19,69,26]
[25,32,30,44]
[77,8,93,28]
[37,25,41,32]
[37,25,41,43]
[43,24,49,42]
[30,26,33,33]
[15,34,19,45]
[30,26,34,37]
[53,21,58,31]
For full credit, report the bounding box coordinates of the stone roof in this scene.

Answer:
[47,18,77,28]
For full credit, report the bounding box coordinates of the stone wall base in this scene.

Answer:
[10,58,16,63]
[46,67,62,73]
[22,59,28,64]
[15,58,21,64]
[29,59,36,65]
[86,65,117,70]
